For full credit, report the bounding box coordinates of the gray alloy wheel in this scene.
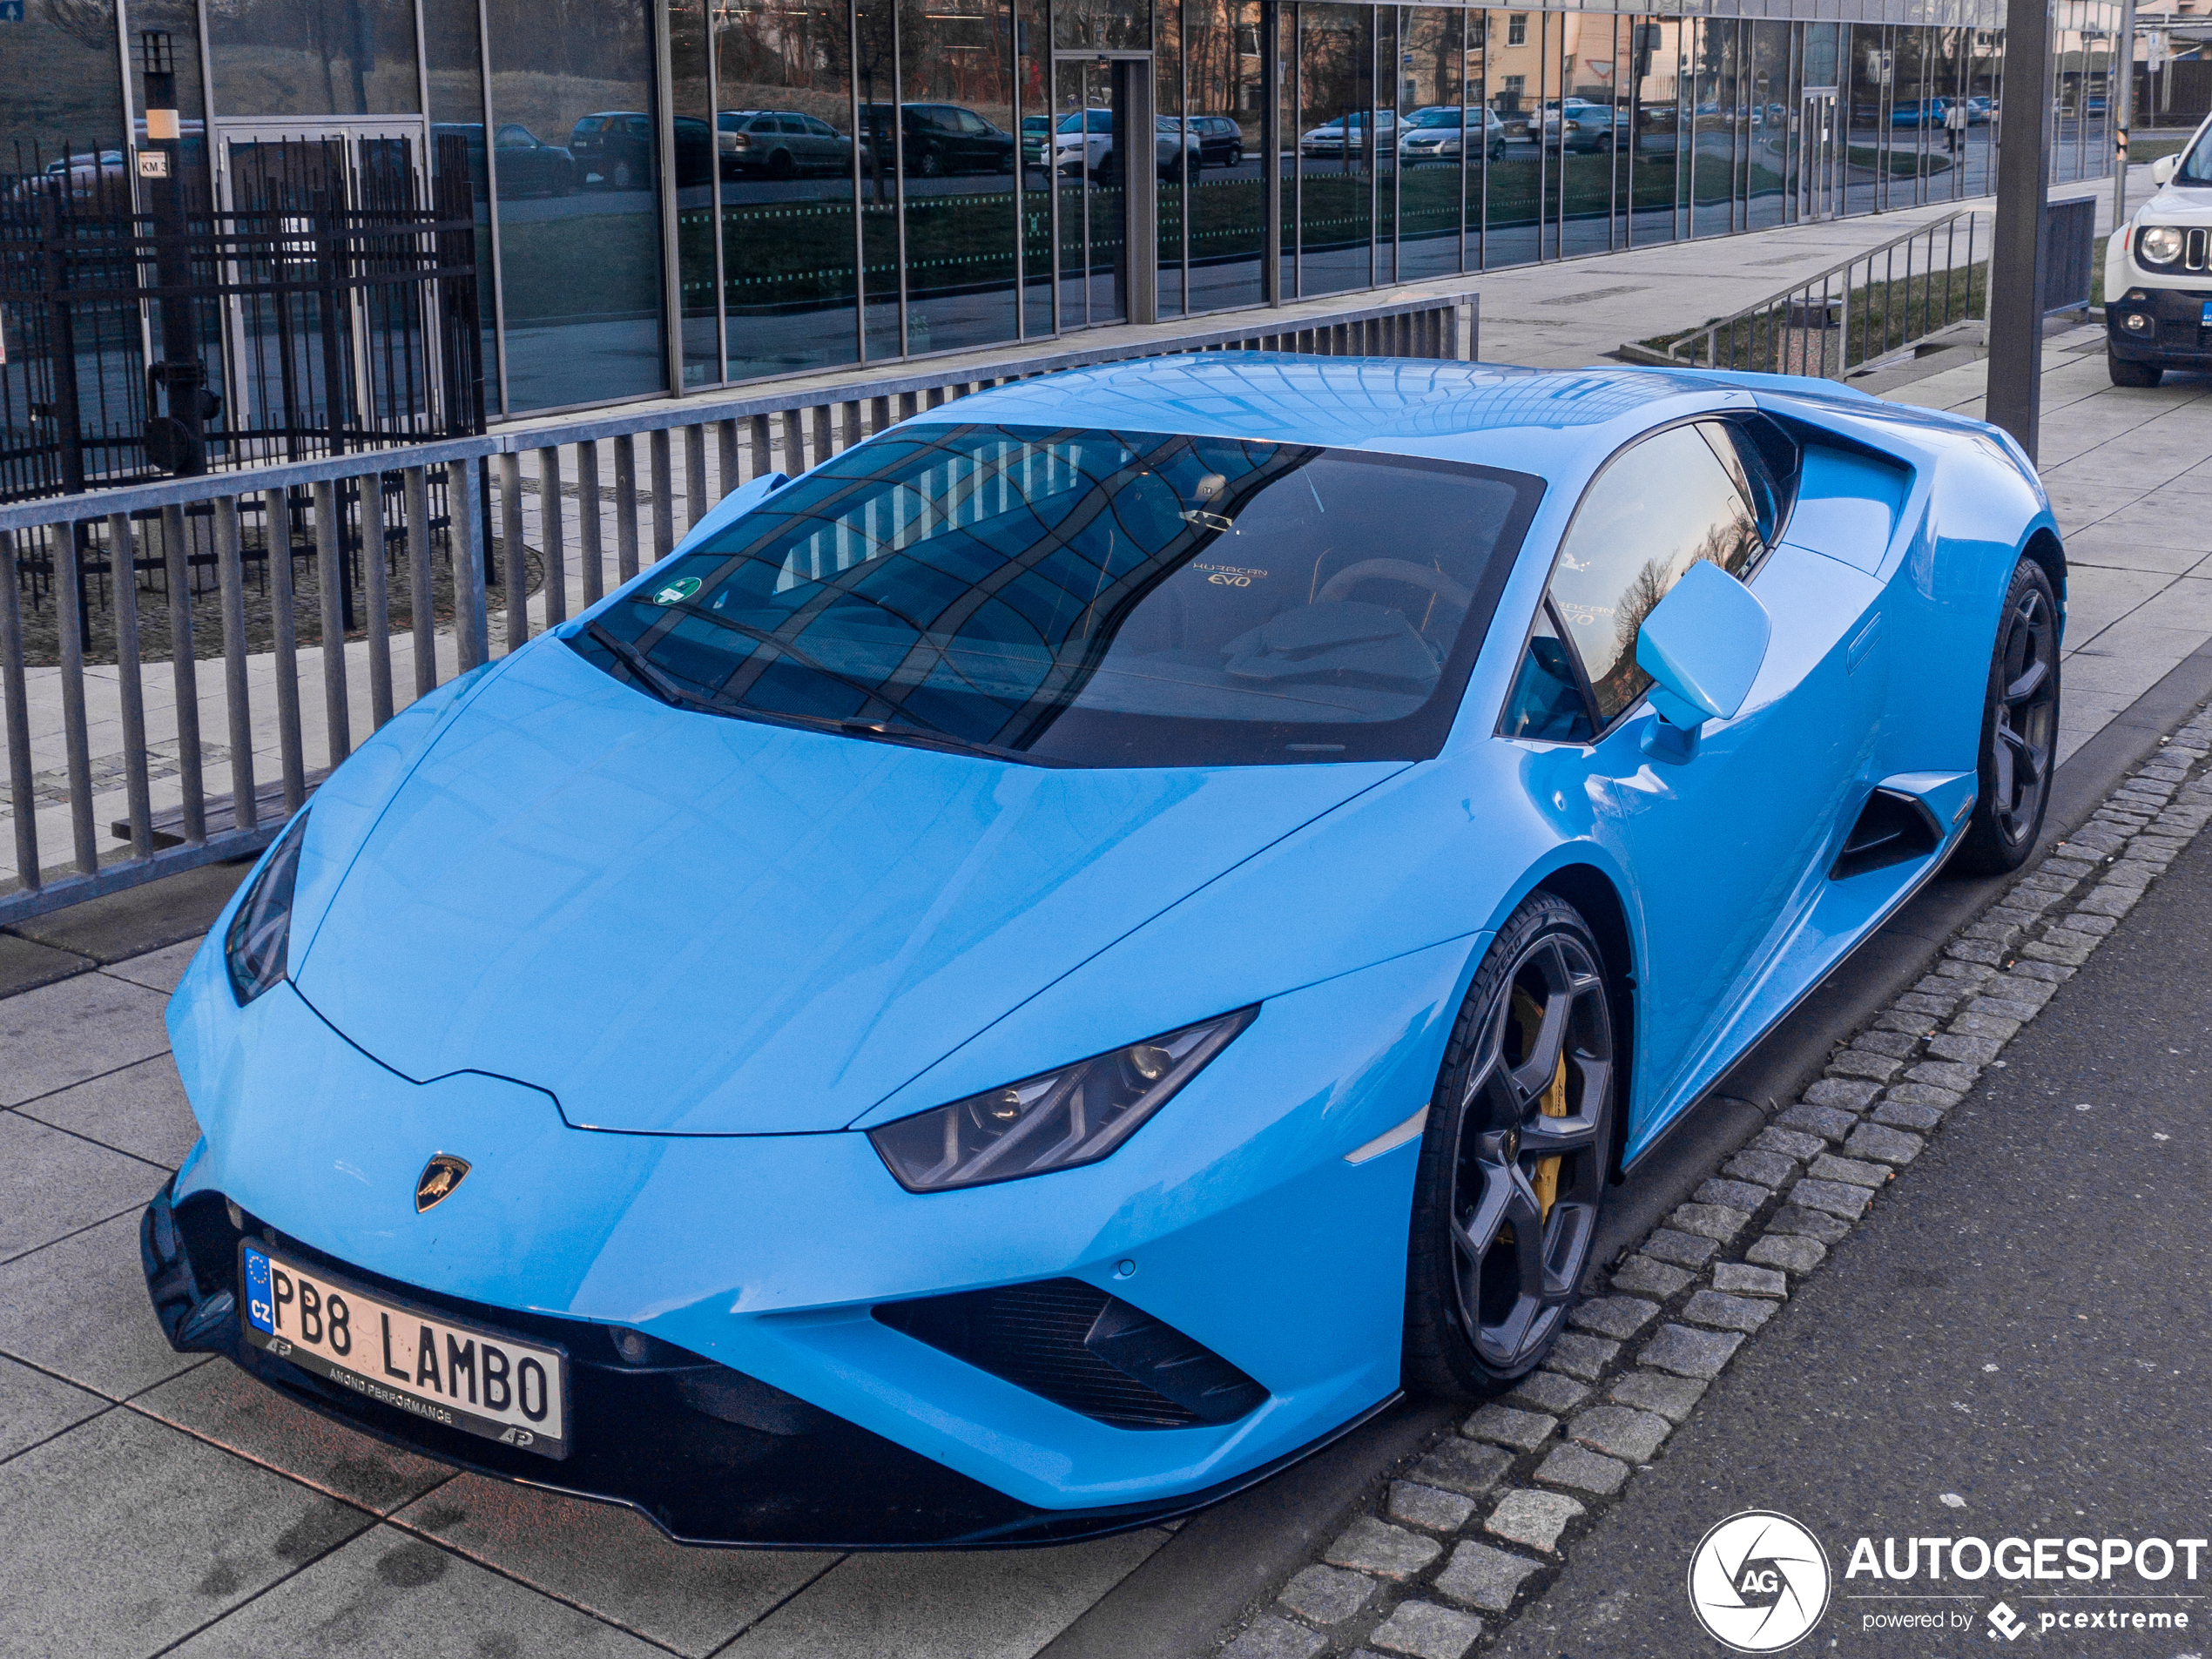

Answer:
[1404,892,1616,1393]
[1954,556,2061,874]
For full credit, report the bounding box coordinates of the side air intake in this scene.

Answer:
[874,1278,1267,1430]
[1830,786,1942,880]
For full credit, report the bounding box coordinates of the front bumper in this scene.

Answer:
[159,926,1468,1541]
[141,1177,1394,1547]
[2106,287,2212,367]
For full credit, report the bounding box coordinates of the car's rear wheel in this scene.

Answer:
[1404,892,1617,1396]
[2107,347,2162,388]
[1953,556,2061,874]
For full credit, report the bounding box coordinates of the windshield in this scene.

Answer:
[1406,109,1463,129]
[2181,122,2212,185]
[570,423,1542,768]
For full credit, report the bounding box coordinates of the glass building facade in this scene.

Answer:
[3,0,2122,420]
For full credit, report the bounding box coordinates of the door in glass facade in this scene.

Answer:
[1054,56,1152,328]
[1798,90,1839,220]
[214,124,440,439]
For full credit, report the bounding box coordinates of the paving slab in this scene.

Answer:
[0,1211,199,1399]
[394,1473,835,1657]
[132,1358,454,1518]
[719,1532,1166,1659]
[0,1352,108,1460]
[101,939,207,996]
[0,933,93,998]
[0,1111,168,1260]
[163,1522,664,1658]
[0,969,172,1109]
[16,1053,203,1170]
[0,1406,374,1659]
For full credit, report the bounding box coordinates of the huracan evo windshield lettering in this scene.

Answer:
[569,423,1545,768]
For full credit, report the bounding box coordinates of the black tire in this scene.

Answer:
[1404,892,1618,1397]
[1226,145,1244,168]
[1952,556,2061,875]
[767,149,795,179]
[2107,347,2162,388]
[919,146,945,178]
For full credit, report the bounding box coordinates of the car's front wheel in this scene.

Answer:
[1953,555,2061,873]
[2107,346,2162,388]
[1405,891,1617,1396]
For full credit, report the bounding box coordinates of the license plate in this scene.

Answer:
[239,1242,570,1460]
[2202,300,2212,326]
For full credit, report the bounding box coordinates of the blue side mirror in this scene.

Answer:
[1635,560,1771,761]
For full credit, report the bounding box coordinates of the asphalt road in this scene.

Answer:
[1491,826,2212,1656]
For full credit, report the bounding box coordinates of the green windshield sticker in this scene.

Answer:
[651,577,703,605]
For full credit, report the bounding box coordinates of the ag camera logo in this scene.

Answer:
[1689,1511,1832,1652]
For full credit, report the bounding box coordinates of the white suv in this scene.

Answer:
[2105,113,2212,386]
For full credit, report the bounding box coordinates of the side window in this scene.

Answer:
[1502,610,1594,743]
[1542,421,1765,730]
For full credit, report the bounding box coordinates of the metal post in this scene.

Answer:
[1987,0,2054,460]
[2114,0,2137,230]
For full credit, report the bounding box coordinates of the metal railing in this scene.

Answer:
[0,287,1474,924]
[1646,209,1990,381]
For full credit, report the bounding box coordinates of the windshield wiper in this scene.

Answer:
[584,622,729,716]
[590,617,1049,763]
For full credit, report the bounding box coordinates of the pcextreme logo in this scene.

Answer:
[1688,1511,1833,1653]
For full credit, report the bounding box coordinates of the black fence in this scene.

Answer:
[1,132,483,506]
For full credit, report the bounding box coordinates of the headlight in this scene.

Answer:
[2140,225,2185,266]
[868,1008,1258,1192]
[225,812,308,1004]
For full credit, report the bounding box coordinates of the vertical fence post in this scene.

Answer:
[162,505,205,845]
[577,440,604,606]
[499,451,528,653]
[406,467,436,697]
[266,489,307,813]
[215,497,259,832]
[615,435,641,583]
[54,523,98,873]
[0,533,39,893]
[448,459,489,671]
[364,481,394,729]
[107,514,154,860]
[314,480,353,766]
[538,447,568,628]
[685,424,708,530]
[650,428,675,562]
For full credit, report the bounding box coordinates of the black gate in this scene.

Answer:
[1,132,483,505]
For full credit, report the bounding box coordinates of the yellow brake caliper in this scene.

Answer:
[1512,988,1570,1223]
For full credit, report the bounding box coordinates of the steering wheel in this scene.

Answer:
[1315,559,1474,610]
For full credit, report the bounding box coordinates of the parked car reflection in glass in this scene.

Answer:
[431,123,574,198]
[1160,114,1245,169]
[1398,105,1506,163]
[718,110,852,180]
[570,112,712,189]
[860,103,1015,178]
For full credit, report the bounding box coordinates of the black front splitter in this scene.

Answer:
[141,1178,1393,1549]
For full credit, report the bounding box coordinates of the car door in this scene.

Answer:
[1504,417,1882,1140]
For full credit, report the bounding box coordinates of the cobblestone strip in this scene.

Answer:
[1215,721,2212,1659]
